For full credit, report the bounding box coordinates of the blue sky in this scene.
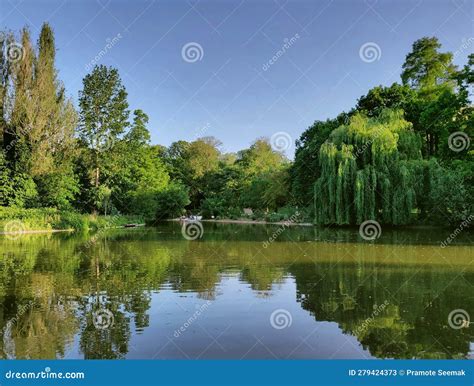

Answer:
[1,0,473,158]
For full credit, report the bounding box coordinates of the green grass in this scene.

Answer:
[0,207,144,233]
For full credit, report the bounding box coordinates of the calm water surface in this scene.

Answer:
[0,223,472,359]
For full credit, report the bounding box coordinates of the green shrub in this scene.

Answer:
[227,207,242,220]
[201,197,227,218]
[0,207,144,232]
[155,183,190,220]
[56,211,89,232]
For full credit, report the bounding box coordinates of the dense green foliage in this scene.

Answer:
[1,25,77,209]
[0,26,472,228]
[293,38,472,226]
[154,183,190,219]
[159,137,292,219]
[314,110,421,225]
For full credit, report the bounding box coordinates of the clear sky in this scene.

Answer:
[1,0,472,158]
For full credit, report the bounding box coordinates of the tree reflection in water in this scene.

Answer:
[0,223,472,359]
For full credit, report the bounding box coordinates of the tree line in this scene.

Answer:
[1,24,472,226]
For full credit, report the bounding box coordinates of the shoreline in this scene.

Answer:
[1,220,466,235]
[171,218,314,227]
[0,228,74,236]
[170,218,464,231]
[0,223,146,236]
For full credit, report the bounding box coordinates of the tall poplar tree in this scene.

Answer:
[401,37,457,91]
[32,23,78,207]
[0,24,78,208]
[9,28,35,172]
[78,65,129,212]
[0,28,38,206]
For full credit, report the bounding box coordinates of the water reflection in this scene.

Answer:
[0,223,472,359]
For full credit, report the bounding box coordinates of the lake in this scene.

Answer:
[0,222,472,359]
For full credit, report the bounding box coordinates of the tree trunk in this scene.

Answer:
[95,167,100,188]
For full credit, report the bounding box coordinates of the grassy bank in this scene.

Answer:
[0,207,144,233]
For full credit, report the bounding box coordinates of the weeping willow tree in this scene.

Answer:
[314,110,422,225]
